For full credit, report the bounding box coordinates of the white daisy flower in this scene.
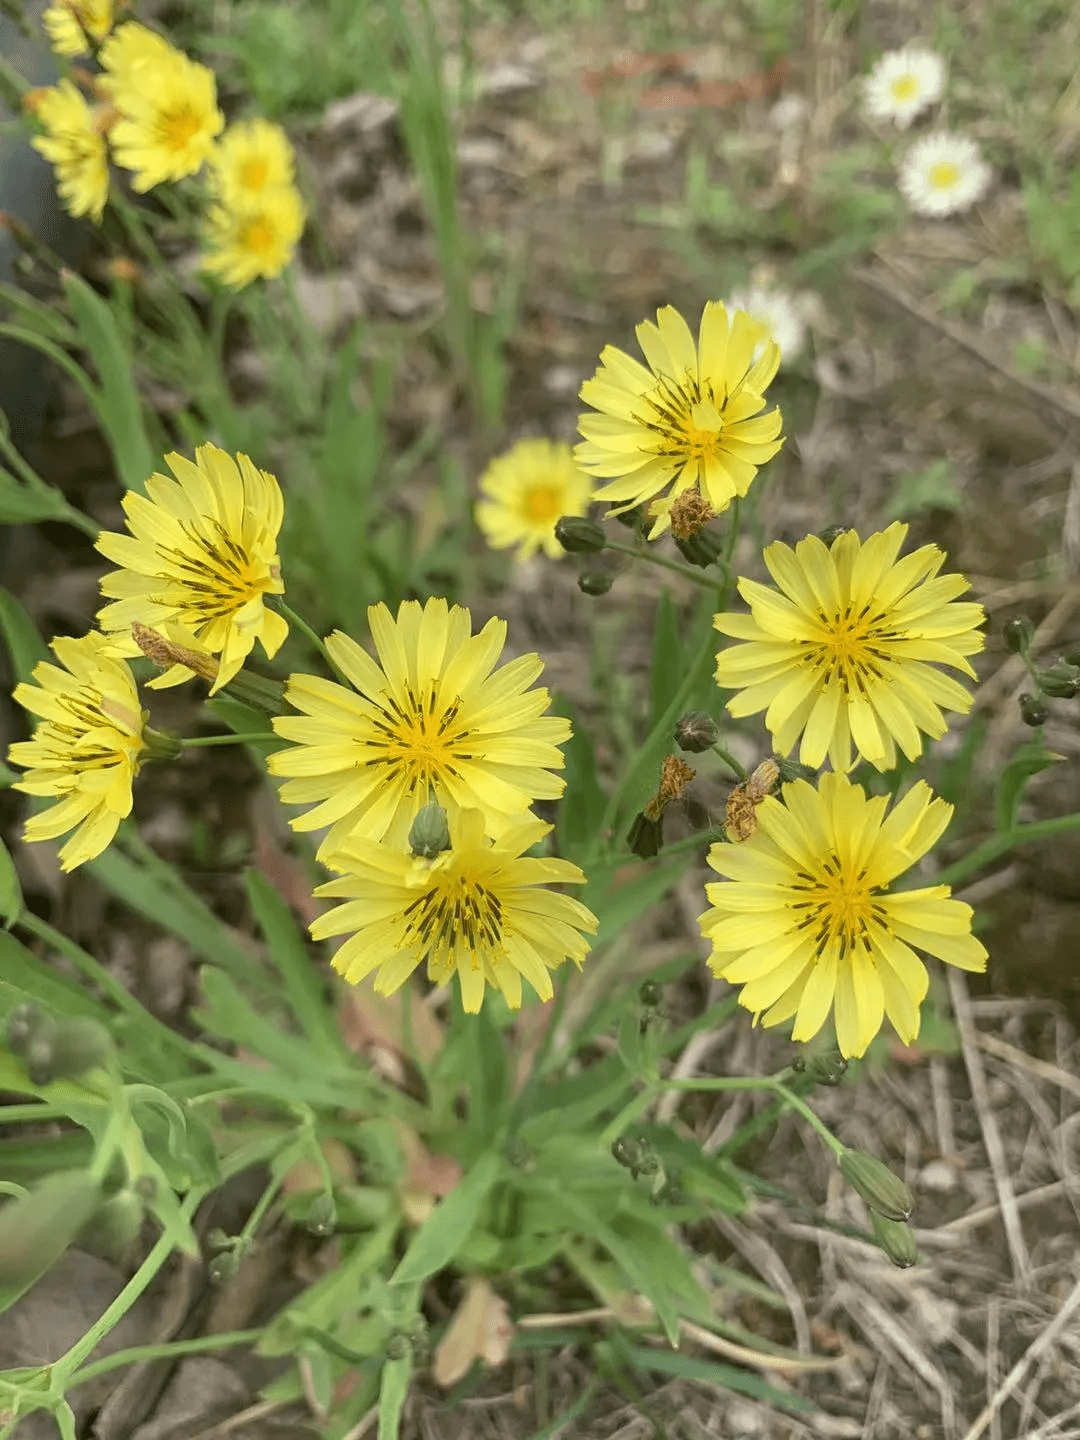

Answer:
[898,132,992,216]
[864,48,946,128]
[727,283,806,365]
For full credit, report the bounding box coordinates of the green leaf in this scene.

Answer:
[0,467,71,525]
[377,1354,411,1440]
[0,931,108,1020]
[244,870,341,1052]
[883,459,963,522]
[649,592,682,730]
[128,1086,220,1189]
[391,1151,500,1286]
[0,586,49,683]
[617,1339,813,1411]
[195,965,331,1078]
[463,1003,509,1143]
[616,1006,643,1074]
[995,739,1061,831]
[61,271,157,494]
[0,837,22,927]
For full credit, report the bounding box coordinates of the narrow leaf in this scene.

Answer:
[391,1151,500,1287]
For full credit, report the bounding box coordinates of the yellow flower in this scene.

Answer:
[210,117,296,203]
[575,301,784,537]
[200,184,306,288]
[97,20,175,91]
[698,772,987,1058]
[268,598,571,855]
[42,0,113,56]
[30,80,110,223]
[104,28,223,191]
[95,444,287,694]
[7,633,148,872]
[713,523,985,773]
[313,809,597,1013]
[475,439,594,562]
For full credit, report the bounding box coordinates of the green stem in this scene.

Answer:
[179,732,277,748]
[272,599,337,672]
[934,812,1080,890]
[710,744,747,781]
[54,1189,207,1382]
[67,1328,264,1389]
[587,828,728,872]
[663,1074,844,1158]
[14,911,204,1065]
[602,536,720,590]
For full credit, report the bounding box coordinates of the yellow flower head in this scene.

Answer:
[269,597,572,855]
[313,809,598,1013]
[42,0,113,56]
[576,301,784,538]
[97,20,175,91]
[698,772,987,1058]
[30,80,110,223]
[7,633,148,871]
[713,522,986,773]
[200,184,306,289]
[104,28,223,190]
[95,444,287,694]
[210,117,296,202]
[475,438,594,563]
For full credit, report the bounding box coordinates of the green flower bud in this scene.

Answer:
[78,1191,145,1263]
[578,569,614,596]
[143,728,184,762]
[1063,644,1080,668]
[775,756,816,783]
[870,1212,919,1268]
[1019,692,1049,727]
[639,980,663,1008]
[206,1228,232,1252]
[817,525,850,547]
[1036,660,1080,699]
[222,670,287,716]
[208,1250,240,1283]
[611,1136,642,1170]
[38,1017,111,1084]
[673,528,723,568]
[613,504,648,532]
[794,1049,848,1086]
[626,811,663,859]
[303,1193,337,1237]
[6,1001,41,1058]
[555,516,606,554]
[0,1170,103,1290]
[408,801,451,859]
[1003,616,1034,655]
[674,712,720,753]
[839,1149,914,1221]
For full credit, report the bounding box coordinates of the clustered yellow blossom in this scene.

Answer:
[27,16,304,279]
[5,275,990,1043]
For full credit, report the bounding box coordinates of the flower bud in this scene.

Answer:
[838,1149,914,1221]
[578,569,614,596]
[817,525,850,548]
[1063,644,1080,668]
[302,1193,337,1237]
[793,1049,847,1086]
[6,1001,43,1058]
[208,1250,240,1283]
[1018,692,1049,727]
[409,801,451,859]
[1003,616,1034,655]
[0,1170,103,1290]
[611,1136,642,1170]
[78,1191,145,1263]
[222,670,287,716]
[613,504,647,531]
[673,528,724,568]
[674,712,720,753]
[639,980,663,1008]
[626,811,663,859]
[555,516,606,554]
[775,756,815,783]
[1036,660,1080,699]
[870,1212,919,1268]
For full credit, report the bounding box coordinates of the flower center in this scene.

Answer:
[240,216,277,255]
[889,74,920,102]
[158,103,203,155]
[155,519,274,624]
[801,601,900,695]
[41,689,144,777]
[522,483,563,523]
[791,854,884,957]
[927,161,961,191]
[368,685,475,797]
[401,871,504,977]
[642,377,728,464]
[239,157,269,191]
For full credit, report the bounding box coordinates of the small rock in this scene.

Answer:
[919,1159,958,1193]
[129,1358,249,1440]
[321,91,398,139]
[477,62,539,97]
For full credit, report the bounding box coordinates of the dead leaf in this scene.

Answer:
[392,1118,463,1226]
[432,1279,515,1388]
[338,980,444,1068]
[281,1138,356,1195]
